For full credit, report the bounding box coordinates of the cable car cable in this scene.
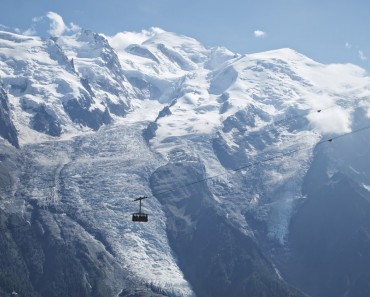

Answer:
[2,123,370,226]
[212,98,367,161]
[149,123,370,199]
[227,97,365,138]
[1,103,369,224]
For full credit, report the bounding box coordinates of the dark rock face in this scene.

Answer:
[63,98,112,131]
[142,122,158,143]
[0,87,19,148]
[119,288,169,297]
[80,78,95,98]
[268,132,370,297]
[47,39,76,74]
[174,208,304,297]
[212,135,240,169]
[142,106,171,143]
[106,99,128,117]
[157,44,192,71]
[279,173,370,297]
[31,105,62,137]
[211,106,274,170]
[150,158,306,297]
[0,209,114,297]
[0,209,166,297]
[125,44,160,63]
[126,77,161,100]
[156,106,172,119]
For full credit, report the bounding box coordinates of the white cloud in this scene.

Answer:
[32,16,44,23]
[46,11,67,36]
[107,28,162,50]
[23,12,81,37]
[358,50,367,61]
[1,13,80,37]
[254,30,266,38]
[69,22,81,33]
[45,12,80,35]
[308,106,352,135]
[0,24,9,30]
[14,26,36,36]
[345,42,351,49]
[22,27,37,36]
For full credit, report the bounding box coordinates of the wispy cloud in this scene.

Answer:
[46,12,81,36]
[308,106,352,135]
[107,27,163,50]
[254,30,266,38]
[32,16,43,23]
[345,42,368,63]
[19,12,81,37]
[22,27,37,36]
[0,24,9,30]
[358,50,367,61]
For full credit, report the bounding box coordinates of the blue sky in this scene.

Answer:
[1,0,369,73]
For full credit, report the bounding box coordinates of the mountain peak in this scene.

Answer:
[248,47,315,64]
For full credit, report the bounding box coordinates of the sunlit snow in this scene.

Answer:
[1,26,370,295]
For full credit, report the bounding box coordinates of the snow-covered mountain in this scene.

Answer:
[1,26,370,297]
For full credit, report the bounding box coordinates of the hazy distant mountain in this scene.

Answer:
[0,26,370,297]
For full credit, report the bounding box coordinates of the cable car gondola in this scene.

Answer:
[132,196,148,222]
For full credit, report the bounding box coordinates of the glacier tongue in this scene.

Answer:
[18,120,195,297]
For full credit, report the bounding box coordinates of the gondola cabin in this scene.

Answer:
[132,196,149,223]
[132,212,148,222]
